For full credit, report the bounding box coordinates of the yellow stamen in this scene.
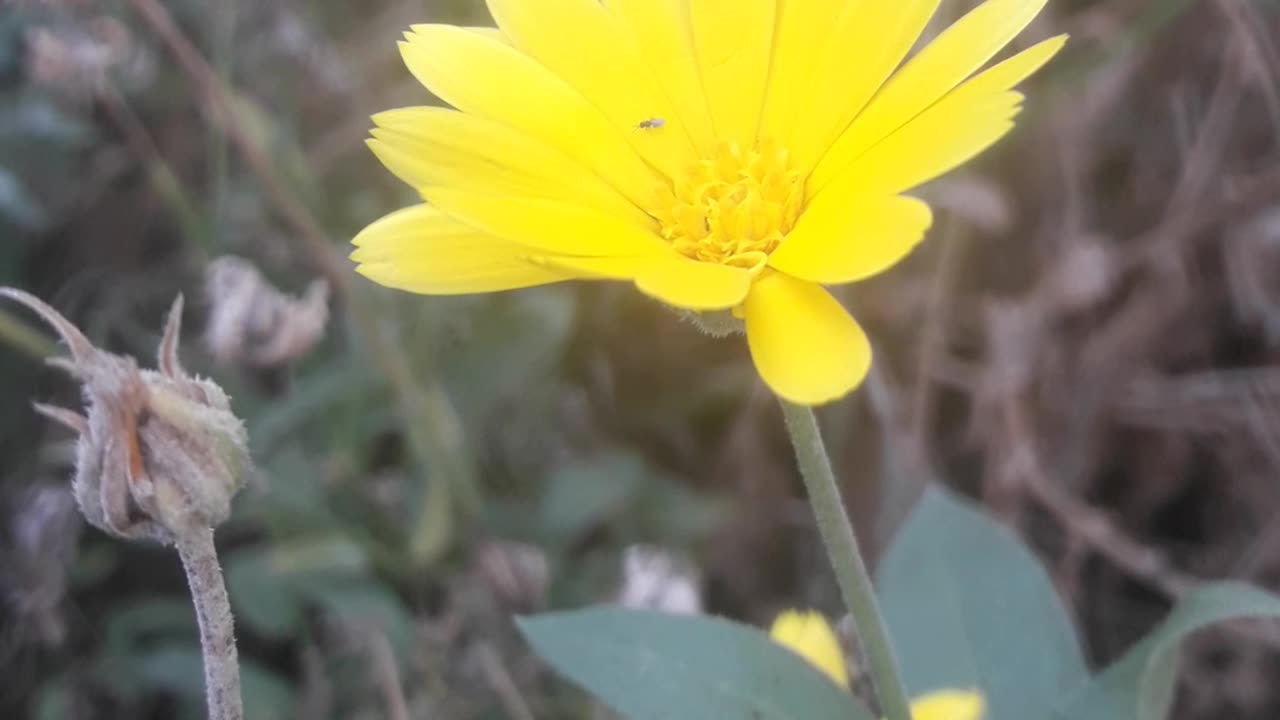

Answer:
[651,138,805,273]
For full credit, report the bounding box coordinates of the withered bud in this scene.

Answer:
[932,175,1014,235]
[204,256,329,370]
[1046,236,1114,314]
[25,18,142,101]
[615,545,703,615]
[1,288,250,545]
[472,540,550,613]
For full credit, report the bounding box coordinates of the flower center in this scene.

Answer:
[651,138,805,271]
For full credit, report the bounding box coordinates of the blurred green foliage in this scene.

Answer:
[3,0,1273,719]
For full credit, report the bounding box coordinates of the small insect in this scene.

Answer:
[635,117,665,131]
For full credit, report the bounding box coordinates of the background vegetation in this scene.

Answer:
[2,0,1279,718]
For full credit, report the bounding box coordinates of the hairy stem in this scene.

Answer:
[175,526,242,720]
[779,401,912,720]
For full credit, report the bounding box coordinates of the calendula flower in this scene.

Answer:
[769,609,850,688]
[351,0,1064,404]
[769,610,986,720]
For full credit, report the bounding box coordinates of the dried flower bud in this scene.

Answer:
[615,545,703,615]
[1046,236,1114,314]
[932,175,1014,235]
[472,540,550,613]
[204,256,329,371]
[25,17,147,101]
[1,288,250,545]
[7,484,80,648]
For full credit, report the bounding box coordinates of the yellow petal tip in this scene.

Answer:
[910,689,987,720]
[768,610,849,689]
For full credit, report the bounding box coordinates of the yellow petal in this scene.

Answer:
[787,0,942,175]
[938,34,1067,103]
[825,92,1024,204]
[812,35,1066,201]
[350,205,577,294]
[758,0,840,143]
[367,107,652,228]
[810,0,1054,195]
[602,0,717,154]
[423,187,673,259]
[769,195,933,285]
[768,610,849,689]
[483,0,697,180]
[689,0,775,146]
[399,25,658,208]
[634,257,751,311]
[463,26,507,44]
[910,690,987,720]
[744,272,872,405]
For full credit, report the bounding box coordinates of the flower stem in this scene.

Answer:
[779,401,912,720]
[174,526,242,720]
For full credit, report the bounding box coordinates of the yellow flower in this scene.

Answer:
[351,0,1064,404]
[768,611,986,720]
[769,609,850,689]
[909,690,987,720]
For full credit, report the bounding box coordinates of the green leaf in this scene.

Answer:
[1054,582,1280,720]
[439,288,575,423]
[225,536,369,639]
[32,676,72,720]
[226,551,304,640]
[876,487,1088,720]
[132,645,294,720]
[518,607,873,720]
[304,581,416,657]
[103,598,197,655]
[538,452,647,544]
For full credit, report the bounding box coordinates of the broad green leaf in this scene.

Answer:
[32,676,71,720]
[226,552,304,639]
[304,581,416,657]
[0,167,46,229]
[103,598,196,655]
[518,607,873,720]
[132,646,294,720]
[876,487,1088,720]
[439,288,575,424]
[226,537,369,639]
[1054,582,1280,720]
[538,452,647,544]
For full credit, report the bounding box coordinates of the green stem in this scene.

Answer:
[779,401,912,720]
[174,526,242,720]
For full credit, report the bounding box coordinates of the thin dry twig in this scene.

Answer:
[366,629,410,720]
[475,643,537,720]
[125,0,345,292]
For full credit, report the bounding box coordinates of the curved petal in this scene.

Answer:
[810,0,1054,194]
[368,107,652,228]
[758,0,841,143]
[938,33,1067,102]
[689,0,776,147]
[832,92,1024,202]
[769,195,932,285]
[787,0,942,175]
[351,205,578,294]
[811,35,1065,201]
[423,187,674,259]
[634,256,751,310]
[484,0,697,179]
[399,25,658,208]
[744,272,872,405]
[603,0,717,154]
[769,610,850,689]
